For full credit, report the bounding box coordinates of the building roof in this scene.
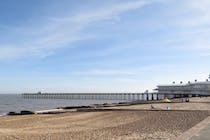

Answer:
[158,81,210,87]
[190,81,210,85]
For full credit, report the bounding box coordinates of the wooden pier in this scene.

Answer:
[22,93,162,101]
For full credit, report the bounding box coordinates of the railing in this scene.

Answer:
[22,93,160,101]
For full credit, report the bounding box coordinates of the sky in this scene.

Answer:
[0,0,210,93]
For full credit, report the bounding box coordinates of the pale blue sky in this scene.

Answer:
[0,0,210,93]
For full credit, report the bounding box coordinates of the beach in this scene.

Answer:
[106,97,210,110]
[0,97,210,140]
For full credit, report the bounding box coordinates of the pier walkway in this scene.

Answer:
[22,93,161,101]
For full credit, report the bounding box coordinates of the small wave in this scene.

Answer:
[35,108,64,114]
[0,113,8,117]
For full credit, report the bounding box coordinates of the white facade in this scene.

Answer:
[157,81,210,98]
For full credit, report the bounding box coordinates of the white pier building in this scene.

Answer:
[156,80,210,99]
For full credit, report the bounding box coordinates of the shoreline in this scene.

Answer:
[1,97,210,140]
[1,101,129,117]
[2,97,195,117]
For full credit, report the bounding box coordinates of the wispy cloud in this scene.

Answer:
[182,0,210,26]
[199,52,210,57]
[71,64,183,77]
[0,0,155,60]
[1,0,210,57]
[73,69,135,76]
[4,0,210,60]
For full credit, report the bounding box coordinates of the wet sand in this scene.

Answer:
[0,97,210,140]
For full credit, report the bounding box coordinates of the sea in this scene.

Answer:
[0,94,125,115]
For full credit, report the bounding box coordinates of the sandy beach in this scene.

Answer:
[0,97,210,140]
[107,97,210,111]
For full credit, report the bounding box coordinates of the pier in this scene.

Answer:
[22,93,161,101]
[21,80,210,101]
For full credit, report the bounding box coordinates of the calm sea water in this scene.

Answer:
[0,94,125,115]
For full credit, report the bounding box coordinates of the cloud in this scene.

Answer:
[70,64,183,77]
[199,52,210,57]
[6,0,210,61]
[73,69,135,76]
[169,0,210,27]
[0,0,155,60]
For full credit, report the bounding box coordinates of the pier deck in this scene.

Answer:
[22,93,160,101]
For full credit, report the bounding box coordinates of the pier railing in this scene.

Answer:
[22,93,160,101]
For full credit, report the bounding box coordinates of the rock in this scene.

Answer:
[7,112,20,115]
[7,110,35,116]
[20,110,35,115]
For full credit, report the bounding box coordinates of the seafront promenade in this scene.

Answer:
[190,122,210,140]
[175,116,210,140]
